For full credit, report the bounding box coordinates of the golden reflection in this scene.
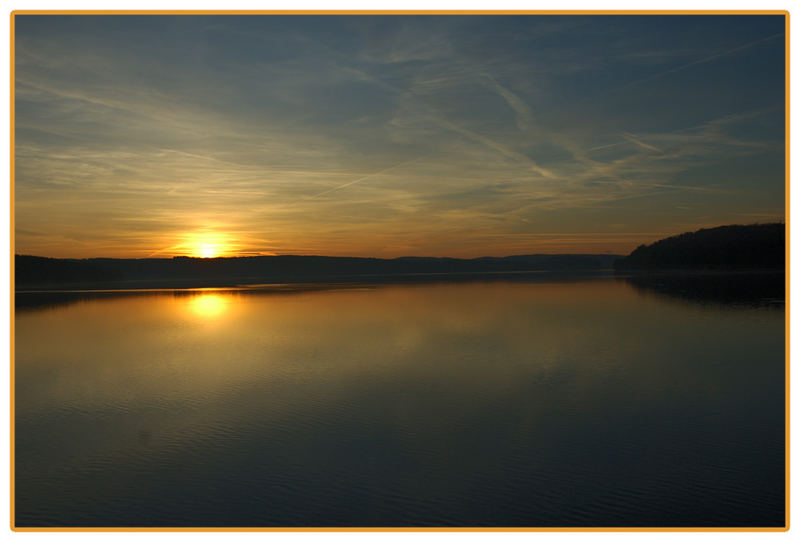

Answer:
[188,293,229,318]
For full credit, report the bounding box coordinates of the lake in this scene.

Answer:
[14,275,786,527]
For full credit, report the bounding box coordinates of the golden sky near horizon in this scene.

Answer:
[14,15,786,258]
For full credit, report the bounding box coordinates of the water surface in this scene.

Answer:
[15,277,785,527]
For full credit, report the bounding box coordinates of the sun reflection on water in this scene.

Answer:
[188,293,229,318]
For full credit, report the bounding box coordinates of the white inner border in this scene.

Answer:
[2,2,794,541]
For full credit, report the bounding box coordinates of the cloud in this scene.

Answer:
[481,75,535,131]
[300,156,430,200]
[622,133,664,154]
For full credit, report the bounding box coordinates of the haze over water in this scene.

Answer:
[15,277,784,527]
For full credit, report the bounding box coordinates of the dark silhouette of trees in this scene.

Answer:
[614,223,785,271]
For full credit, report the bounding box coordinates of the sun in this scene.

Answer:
[181,232,233,258]
[166,231,237,258]
[197,243,220,258]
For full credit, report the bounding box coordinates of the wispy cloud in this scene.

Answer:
[622,133,664,154]
[481,74,535,131]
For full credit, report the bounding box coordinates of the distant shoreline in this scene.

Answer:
[14,253,622,292]
[15,226,786,292]
[13,267,785,296]
[15,268,620,293]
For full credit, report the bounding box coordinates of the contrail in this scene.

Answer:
[302,155,429,201]
[146,244,184,258]
[575,32,784,108]
[622,132,664,153]
[587,141,627,152]
[345,66,556,178]
[481,74,535,131]
[630,32,784,87]
[435,117,556,179]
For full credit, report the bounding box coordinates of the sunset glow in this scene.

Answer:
[175,232,236,259]
[13,15,785,259]
[197,245,219,258]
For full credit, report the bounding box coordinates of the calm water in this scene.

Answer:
[15,277,785,527]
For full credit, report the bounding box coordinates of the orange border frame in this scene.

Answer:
[9,7,14,535]
[7,9,791,533]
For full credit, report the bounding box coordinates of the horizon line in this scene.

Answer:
[14,252,627,261]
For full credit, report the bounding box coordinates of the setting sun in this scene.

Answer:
[178,232,235,258]
[197,243,220,258]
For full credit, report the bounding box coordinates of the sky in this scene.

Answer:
[13,14,786,259]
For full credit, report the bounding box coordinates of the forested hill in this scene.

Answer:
[15,253,621,290]
[614,223,785,272]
